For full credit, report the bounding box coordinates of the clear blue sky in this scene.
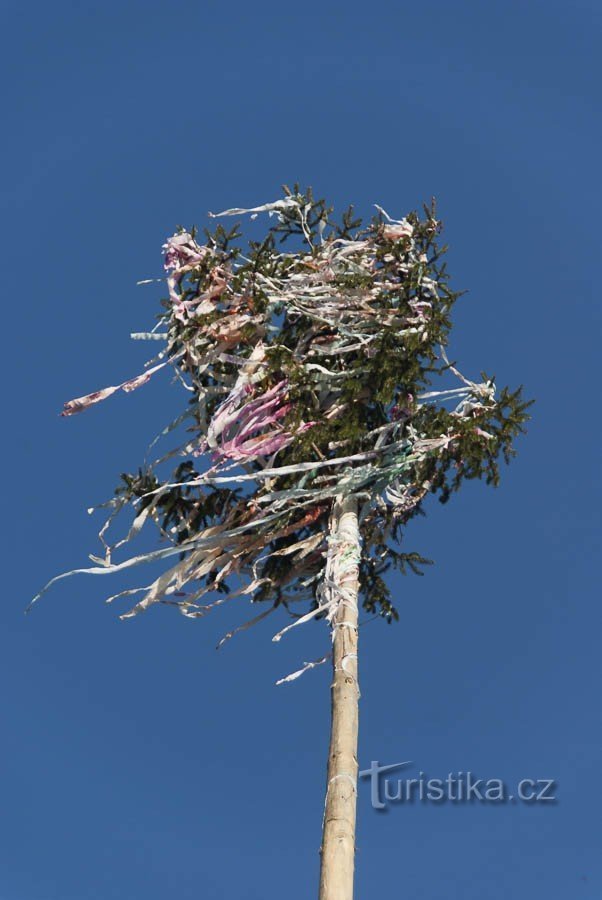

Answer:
[3,1,601,897]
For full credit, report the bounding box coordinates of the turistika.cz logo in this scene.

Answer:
[359,761,557,810]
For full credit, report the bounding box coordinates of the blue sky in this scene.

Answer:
[2,1,601,897]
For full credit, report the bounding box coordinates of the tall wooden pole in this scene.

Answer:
[319,495,361,900]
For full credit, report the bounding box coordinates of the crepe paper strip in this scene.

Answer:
[208,196,304,221]
[61,361,169,416]
[130,332,169,341]
[105,584,154,605]
[276,652,332,685]
[271,602,332,642]
[209,194,315,242]
[216,605,276,650]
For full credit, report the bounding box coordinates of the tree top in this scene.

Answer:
[32,186,531,635]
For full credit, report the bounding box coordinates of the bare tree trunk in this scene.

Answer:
[319,495,361,900]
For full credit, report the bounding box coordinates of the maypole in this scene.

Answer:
[32,186,531,900]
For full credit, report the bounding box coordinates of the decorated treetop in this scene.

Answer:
[32,186,530,650]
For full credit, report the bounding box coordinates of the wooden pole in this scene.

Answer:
[319,495,361,900]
